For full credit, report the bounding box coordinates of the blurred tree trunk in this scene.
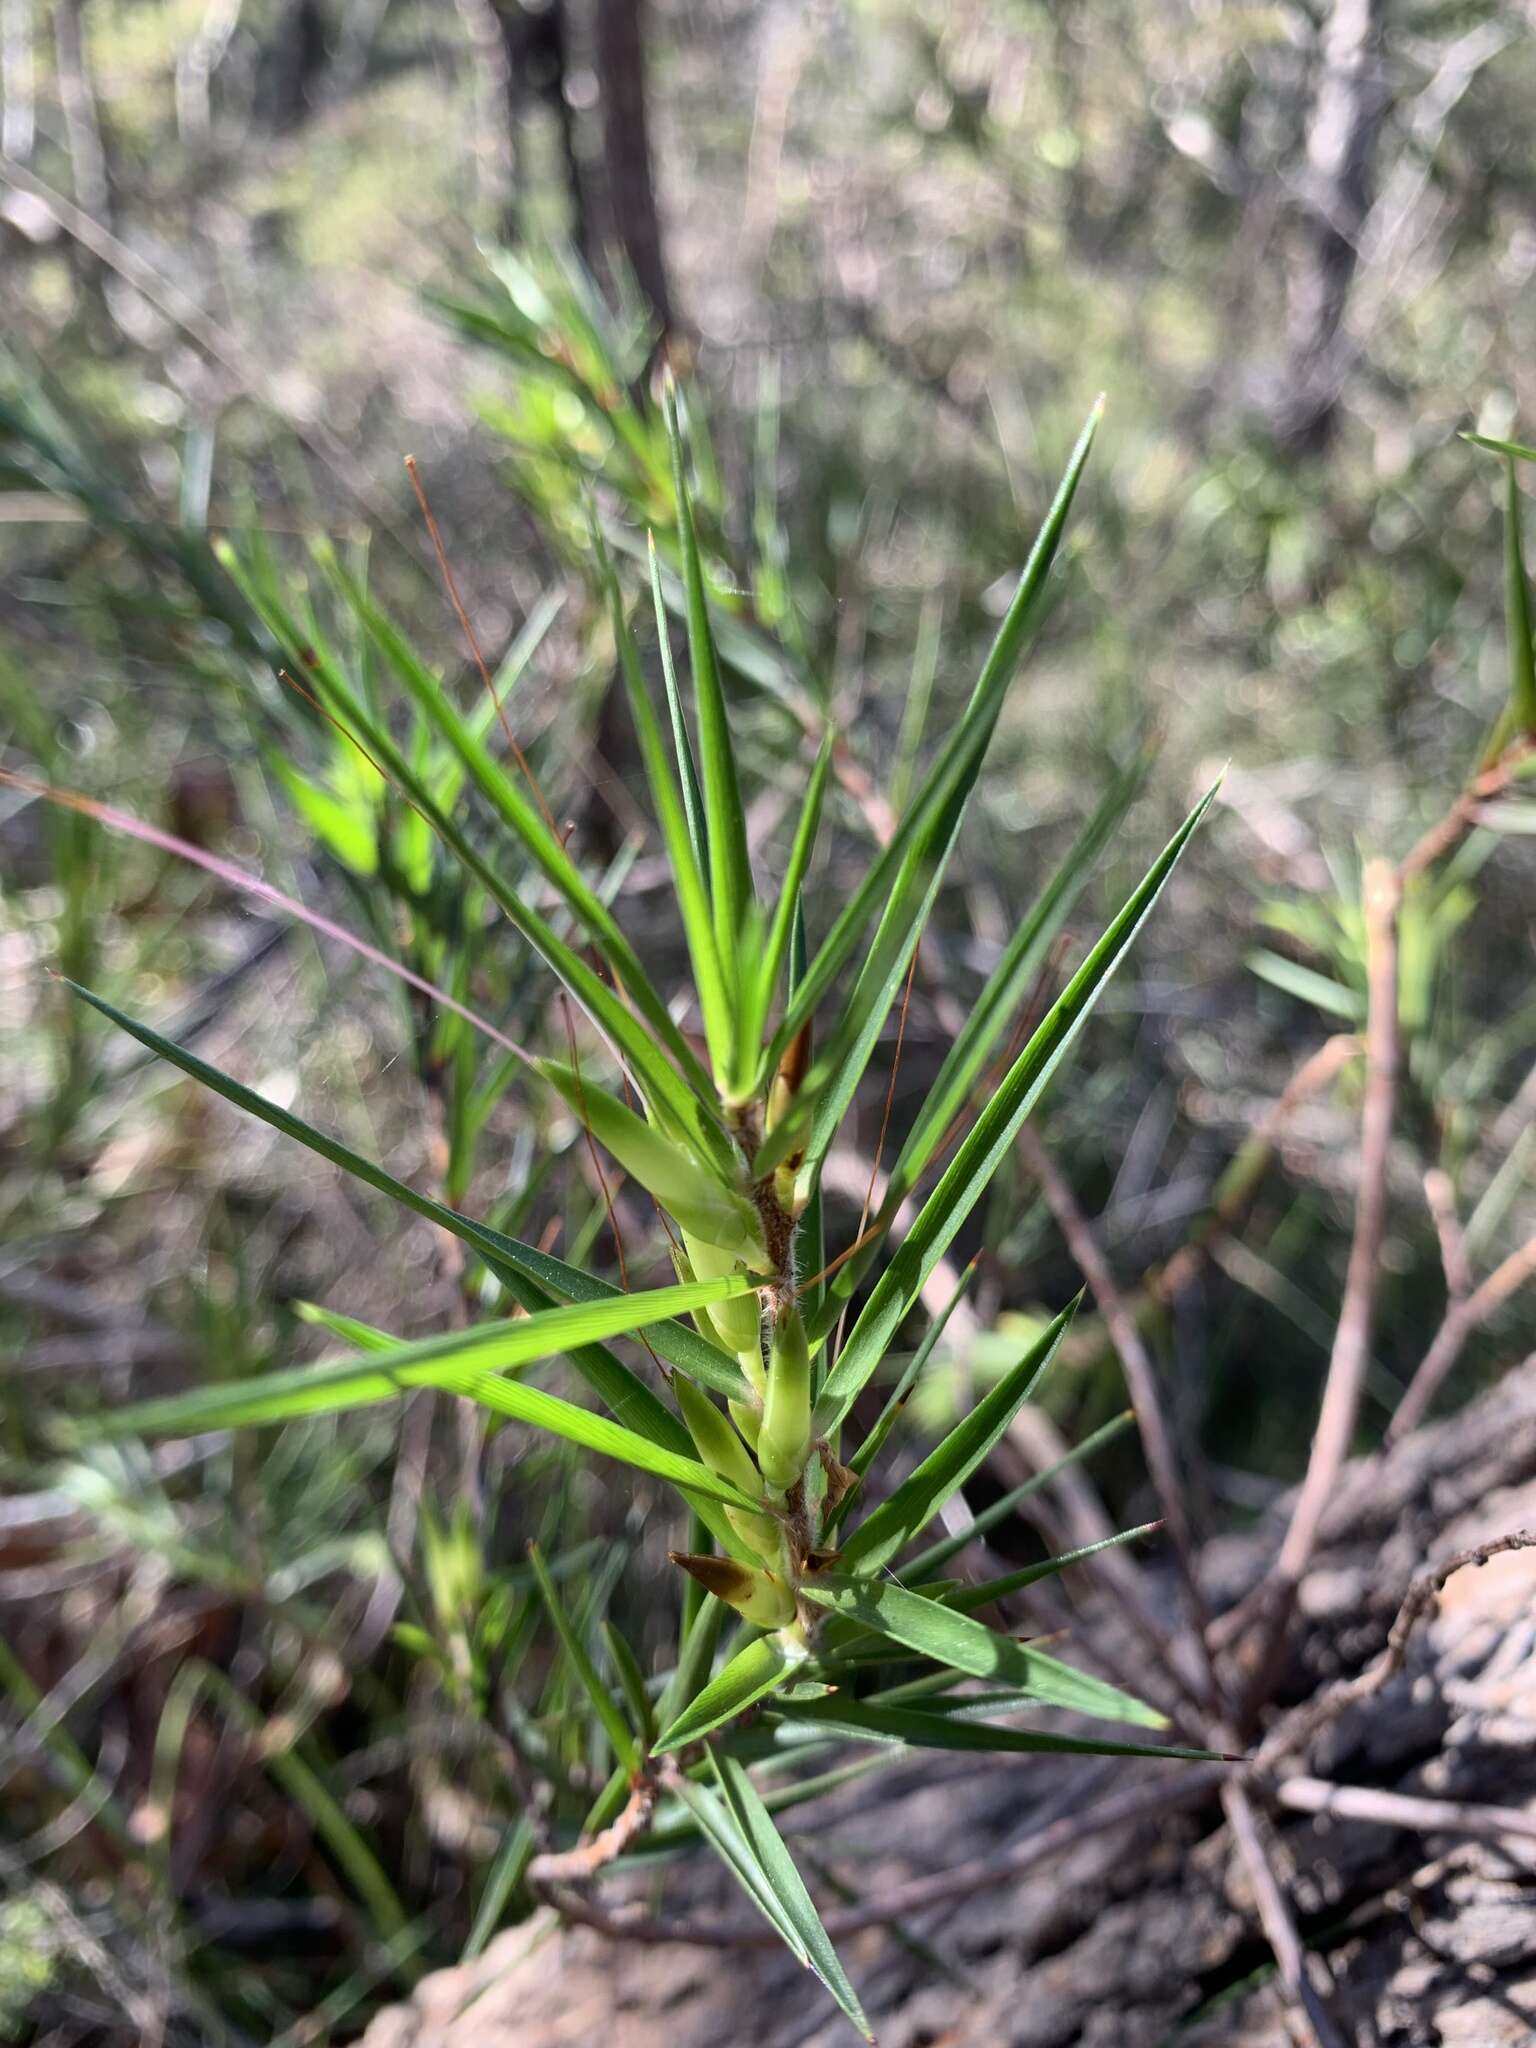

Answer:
[590,0,672,336]
[175,0,245,146]
[491,0,587,252]
[1276,0,1387,456]
[582,0,674,860]
[258,0,330,131]
[459,0,672,340]
[458,1,587,252]
[52,0,110,223]
[1,0,35,164]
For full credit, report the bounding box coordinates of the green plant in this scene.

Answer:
[33,381,1227,2035]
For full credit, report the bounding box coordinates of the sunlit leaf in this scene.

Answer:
[92,1292,767,1512]
[711,1753,871,2038]
[837,1295,1078,1574]
[1503,457,1536,733]
[652,1634,800,1754]
[768,1696,1220,1763]
[799,1573,1165,1728]
[663,379,755,971]
[814,781,1217,1438]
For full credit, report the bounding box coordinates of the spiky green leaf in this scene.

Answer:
[799,1574,1165,1728]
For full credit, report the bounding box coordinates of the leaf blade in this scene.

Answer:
[96,1337,767,1512]
[942,1521,1164,1614]
[603,543,734,1079]
[710,1753,872,2039]
[651,1634,799,1754]
[837,1295,1078,1575]
[67,985,751,1405]
[814,780,1217,1440]
[529,1542,640,1774]
[1505,457,1536,734]
[902,1408,1136,1581]
[663,379,755,969]
[767,1697,1219,1763]
[765,401,1103,1070]
[800,1574,1166,1729]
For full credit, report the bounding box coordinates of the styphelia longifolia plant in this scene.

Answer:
[65,377,1225,2035]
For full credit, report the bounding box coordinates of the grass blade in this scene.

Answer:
[1504,457,1536,733]
[529,1543,639,1773]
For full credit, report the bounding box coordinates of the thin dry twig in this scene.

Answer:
[528,1778,658,1887]
[1397,740,1536,881]
[1273,1775,1536,1852]
[1016,1124,1227,1726]
[1275,860,1401,1589]
[1222,1779,1347,2048]
[0,769,536,1065]
[1389,1231,1536,1441]
[539,1762,1228,1948]
[1240,860,1400,1714]
[1421,1167,1472,1303]
[1253,1528,1536,1771]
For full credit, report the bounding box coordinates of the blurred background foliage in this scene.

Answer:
[4,0,1536,2039]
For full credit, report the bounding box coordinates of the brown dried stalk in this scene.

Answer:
[1222,1779,1347,2048]
[1389,1231,1536,1441]
[1273,1775,1536,1852]
[1253,1527,1536,1771]
[528,1779,659,1888]
[1233,860,1400,1715]
[1274,860,1401,1592]
[1016,1124,1227,1725]
[1421,1167,1472,1303]
[536,1762,1228,1948]
[1396,740,1536,881]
